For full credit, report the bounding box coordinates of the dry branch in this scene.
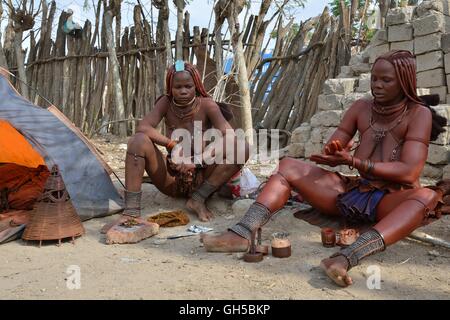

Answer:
[255,41,324,70]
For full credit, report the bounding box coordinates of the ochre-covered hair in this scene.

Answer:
[374,50,423,105]
[165,62,209,98]
[374,50,447,141]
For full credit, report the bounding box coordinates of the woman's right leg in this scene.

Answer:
[202,157,346,252]
[126,133,177,194]
[122,133,178,217]
[102,133,178,232]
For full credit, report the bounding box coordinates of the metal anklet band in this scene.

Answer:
[191,180,218,203]
[123,190,142,217]
[229,202,271,240]
[331,228,385,270]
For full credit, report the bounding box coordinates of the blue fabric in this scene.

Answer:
[336,180,386,223]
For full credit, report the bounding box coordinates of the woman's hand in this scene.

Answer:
[323,139,355,155]
[309,151,352,167]
[175,163,197,175]
[323,139,344,155]
[311,140,352,167]
[167,158,196,175]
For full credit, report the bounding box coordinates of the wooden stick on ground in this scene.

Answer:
[407,231,450,249]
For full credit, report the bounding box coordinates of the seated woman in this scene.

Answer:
[202,50,448,287]
[120,61,248,223]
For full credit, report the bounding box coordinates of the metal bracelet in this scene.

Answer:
[367,160,375,175]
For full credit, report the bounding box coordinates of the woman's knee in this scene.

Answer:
[407,188,440,211]
[127,132,152,151]
[278,157,310,178]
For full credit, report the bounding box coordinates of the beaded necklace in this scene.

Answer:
[170,96,200,121]
[369,100,408,143]
[368,99,409,161]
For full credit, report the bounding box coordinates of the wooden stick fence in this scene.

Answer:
[2,2,352,136]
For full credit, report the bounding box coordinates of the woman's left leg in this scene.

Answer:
[187,136,250,221]
[187,163,243,221]
[321,187,441,287]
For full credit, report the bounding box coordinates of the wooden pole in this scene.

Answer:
[0,3,8,70]
[224,0,253,144]
[174,0,185,61]
[104,9,127,137]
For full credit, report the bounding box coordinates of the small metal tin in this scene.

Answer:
[244,228,265,263]
[243,252,264,262]
[336,228,359,247]
[321,227,336,247]
[271,232,291,258]
[271,245,291,258]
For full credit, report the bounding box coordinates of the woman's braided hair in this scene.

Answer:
[374,50,447,141]
[165,62,209,98]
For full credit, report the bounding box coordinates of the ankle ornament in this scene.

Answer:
[330,229,385,270]
[123,190,142,217]
[229,202,271,240]
[191,181,218,203]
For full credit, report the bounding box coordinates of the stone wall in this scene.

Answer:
[287,0,450,182]
[373,1,450,102]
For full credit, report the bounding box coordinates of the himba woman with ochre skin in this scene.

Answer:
[202,50,449,287]
[111,61,248,224]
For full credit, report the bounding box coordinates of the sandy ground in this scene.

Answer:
[1,135,449,300]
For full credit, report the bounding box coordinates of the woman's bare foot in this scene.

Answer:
[201,231,249,252]
[320,255,353,287]
[186,198,213,222]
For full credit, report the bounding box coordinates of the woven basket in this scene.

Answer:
[22,165,84,246]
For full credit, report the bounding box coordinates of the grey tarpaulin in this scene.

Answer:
[0,70,123,221]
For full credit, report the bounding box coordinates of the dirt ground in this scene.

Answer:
[1,135,449,300]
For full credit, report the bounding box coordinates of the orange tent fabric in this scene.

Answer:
[0,120,45,168]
